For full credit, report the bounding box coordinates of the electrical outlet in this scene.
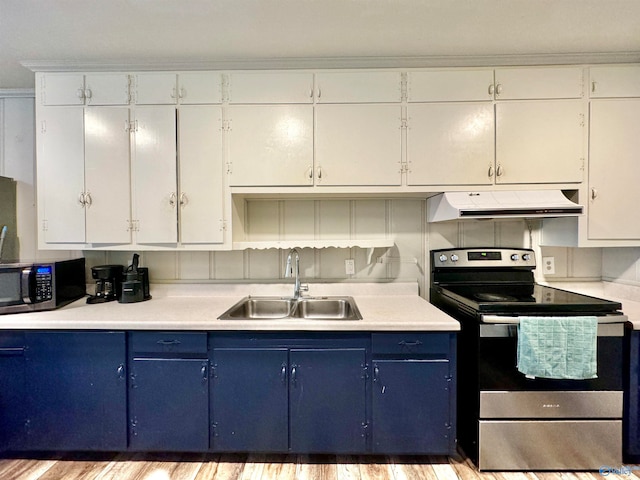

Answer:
[542,256,556,275]
[345,259,355,275]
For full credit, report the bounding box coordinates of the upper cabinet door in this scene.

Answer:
[407,103,495,186]
[177,72,223,105]
[84,74,130,105]
[494,67,585,100]
[407,70,494,102]
[315,104,402,186]
[227,105,314,186]
[590,66,640,98]
[132,106,178,243]
[495,100,585,184]
[134,73,178,105]
[315,71,402,103]
[178,105,224,244]
[40,73,86,105]
[84,107,132,244]
[38,107,86,243]
[228,73,313,104]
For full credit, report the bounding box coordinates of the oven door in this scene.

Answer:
[478,319,625,392]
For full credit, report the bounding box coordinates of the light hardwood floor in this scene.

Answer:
[0,453,638,480]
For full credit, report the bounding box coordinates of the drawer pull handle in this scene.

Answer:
[291,365,297,385]
[280,364,287,384]
[398,340,423,348]
[156,339,181,346]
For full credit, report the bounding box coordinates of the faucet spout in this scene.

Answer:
[284,248,307,299]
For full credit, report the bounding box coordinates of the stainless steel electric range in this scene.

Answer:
[430,247,627,471]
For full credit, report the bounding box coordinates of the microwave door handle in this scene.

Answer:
[21,268,33,304]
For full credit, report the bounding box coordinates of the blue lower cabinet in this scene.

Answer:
[372,359,451,454]
[0,332,26,451]
[211,348,289,451]
[24,331,127,451]
[129,358,209,451]
[289,348,367,453]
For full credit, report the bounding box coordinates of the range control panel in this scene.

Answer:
[432,248,536,268]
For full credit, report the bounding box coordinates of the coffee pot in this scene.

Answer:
[87,265,123,304]
[119,254,151,303]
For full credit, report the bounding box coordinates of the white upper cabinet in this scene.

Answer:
[590,65,640,98]
[40,73,130,106]
[407,70,494,102]
[131,106,178,243]
[84,107,132,244]
[407,103,495,186]
[493,67,585,99]
[133,73,178,105]
[495,100,585,184]
[38,107,86,243]
[177,72,223,104]
[228,73,314,104]
[314,72,402,103]
[315,104,402,186]
[227,105,314,186]
[178,105,224,244]
[588,99,640,240]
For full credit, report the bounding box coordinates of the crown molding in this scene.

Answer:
[21,52,640,73]
[0,88,35,98]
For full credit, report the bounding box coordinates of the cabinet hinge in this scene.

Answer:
[221,74,230,103]
[42,220,48,232]
[361,363,369,379]
[220,220,227,232]
[127,75,133,104]
[360,422,369,439]
[400,119,408,130]
[226,162,232,175]
[212,422,218,437]
[128,220,140,232]
[40,120,46,134]
[399,163,410,174]
[579,113,585,127]
[210,362,217,379]
[400,72,408,102]
[221,119,232,132]
[131,417,138,437]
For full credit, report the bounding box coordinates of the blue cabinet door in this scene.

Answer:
[24,331,127,450]
[0,333,26,451]
[129,358,209,451]
[211,348,288,451]
[372,359,451,454]
[289,348,367,453]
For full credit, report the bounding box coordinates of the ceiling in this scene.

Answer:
[2,0,640,89]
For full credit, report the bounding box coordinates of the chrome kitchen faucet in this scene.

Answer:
[284,248,308,299]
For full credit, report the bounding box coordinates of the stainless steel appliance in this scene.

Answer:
[86,264,123,304]
[0,258,86,314]
[430,248,626,471]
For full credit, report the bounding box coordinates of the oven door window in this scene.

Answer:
[0,270,23,306]
[478,324,623,391]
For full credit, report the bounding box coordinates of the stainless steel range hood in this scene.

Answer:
[427,190,583,222]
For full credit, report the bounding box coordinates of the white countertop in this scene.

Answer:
[0,282,460,332]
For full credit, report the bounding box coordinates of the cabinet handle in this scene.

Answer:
[179,192,188,206]
[84,89,92,100]
[291,365,297,385]
[306,166,313,181]
[117,364,125,379]
[496,164,504,177]
[317,88,321,99]
[373,365,380,382]
[156,339,181,346]
[495,83,503,96]
[398,340,423,348]
[591,188,598,200]
[84,192,92,207]
[280,363,287,384]
[76,88,85,100]
[592,81,597,93]
[78,192,86,206]
[316,167,323,180]
[488,165,494,178]
[201,363,208,382]
[169,192,177,207]
[488,84,495,96]
[178,87,185,99]
[170,87,177,99]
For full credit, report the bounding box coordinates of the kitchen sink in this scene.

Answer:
[218,296,362,321]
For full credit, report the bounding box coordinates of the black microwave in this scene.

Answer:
[0,258,85,314]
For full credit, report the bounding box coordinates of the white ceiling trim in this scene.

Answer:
[21,52,640,73]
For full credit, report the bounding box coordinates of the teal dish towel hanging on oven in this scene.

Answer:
[517,316,598,380]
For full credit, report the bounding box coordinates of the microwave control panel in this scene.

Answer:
[34,266,53,302]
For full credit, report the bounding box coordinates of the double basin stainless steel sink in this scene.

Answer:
[218,296,362,321]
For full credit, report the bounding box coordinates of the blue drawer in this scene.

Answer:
[371,333,451,355]
[129,332,207,354]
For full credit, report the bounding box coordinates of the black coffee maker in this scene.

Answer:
[119,254,151,303]
[87,265,124,304]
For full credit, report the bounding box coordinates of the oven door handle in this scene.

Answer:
[479,315,627,338]
[480,314,627,325]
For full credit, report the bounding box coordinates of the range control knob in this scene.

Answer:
[522,254,531,261]
[511,254,519,261]
[450,254,459,262]
[438,254,448,263]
